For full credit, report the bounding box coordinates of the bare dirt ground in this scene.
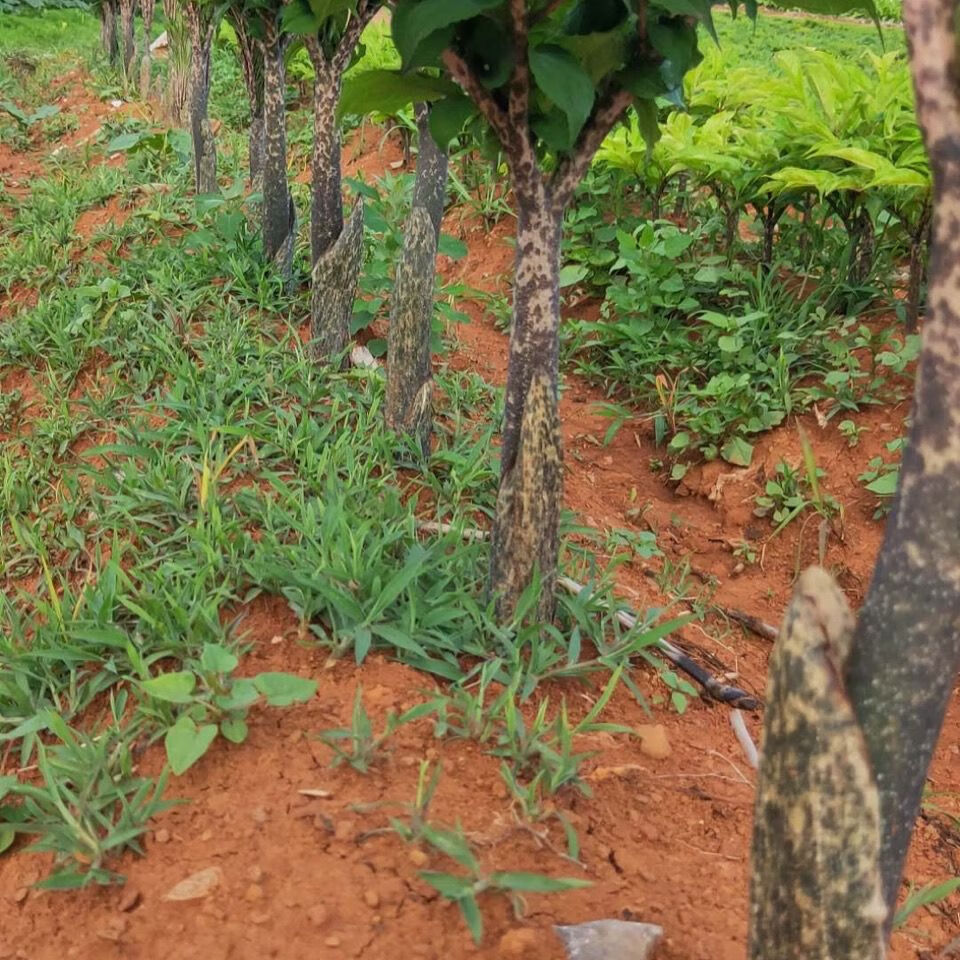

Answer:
[1,83,958,960]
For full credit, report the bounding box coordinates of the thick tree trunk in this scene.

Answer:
[229,13,264,187]
[138,0,155,97]
[162,0,189,125]
[185,4,217,195]
[261,15,295,284]
[308,62,345,265]
[99,0,119,66]
[490,191,564,623]
[842,0,960,926]
[412,102,449,241]
[311,198,364,362]
[385,206,437,455]
[117,0,137,79]
[749,568,886,960]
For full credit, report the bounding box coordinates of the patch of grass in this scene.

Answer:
[0,8,99,57]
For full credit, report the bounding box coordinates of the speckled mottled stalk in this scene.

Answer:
[412,103,448,241]
[490,191,564,623]
[305,47,345,267]
[185,1,217,195]
[117,0,137,79]
[162,0,189,125]
[138,0,155,98]
[749,567,885,960]
[843,0,960,928]
[260,13,295,284]
[99,0,119,66]
[311,198,364,364]
[385,205,436,455]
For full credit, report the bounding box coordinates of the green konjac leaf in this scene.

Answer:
[560,28,630,84]
[339,69,458,118]
[461,15,514,89]
[656,0,718,41]
[428,94,479,145]
[530,45,595,147]
[164,716,218,775]
[141,671,197,704]
[564,0,629,33]
[281,0,357,34]
[648,17,703,89]
[392,0,501,69]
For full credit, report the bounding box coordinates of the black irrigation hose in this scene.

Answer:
[557,576,762,712]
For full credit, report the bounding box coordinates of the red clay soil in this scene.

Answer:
[2,94,959,960]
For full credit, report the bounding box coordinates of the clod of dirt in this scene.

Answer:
[162,866,224,901]
[244,883,264,902]
[11,887,28,904]
[636,724,672,760]
[498,927,540,957]
[96,916,128,942]
[118,887,141,912]
[363,888,380,908]
[554,920,663,960]
[307,904,329,927]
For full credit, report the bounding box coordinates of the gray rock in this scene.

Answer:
[554,919,663,960]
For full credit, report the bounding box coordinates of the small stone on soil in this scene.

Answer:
[154,828,171,844]
[12,887,28,904]
[251,806,268,824]
[408,849,428,867]
[248,865,264,883]
[324,935,342,948]
[363,889,380,908]
[162,866,223,901]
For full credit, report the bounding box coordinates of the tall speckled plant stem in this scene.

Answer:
[261,12,295,283]
[441,0,632,622]
[99,0,119,65]
[138,0,155,97]
[117,0,138,79]
[843,0,960,929]
[184,1,218,195]
[411,102,448,241]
